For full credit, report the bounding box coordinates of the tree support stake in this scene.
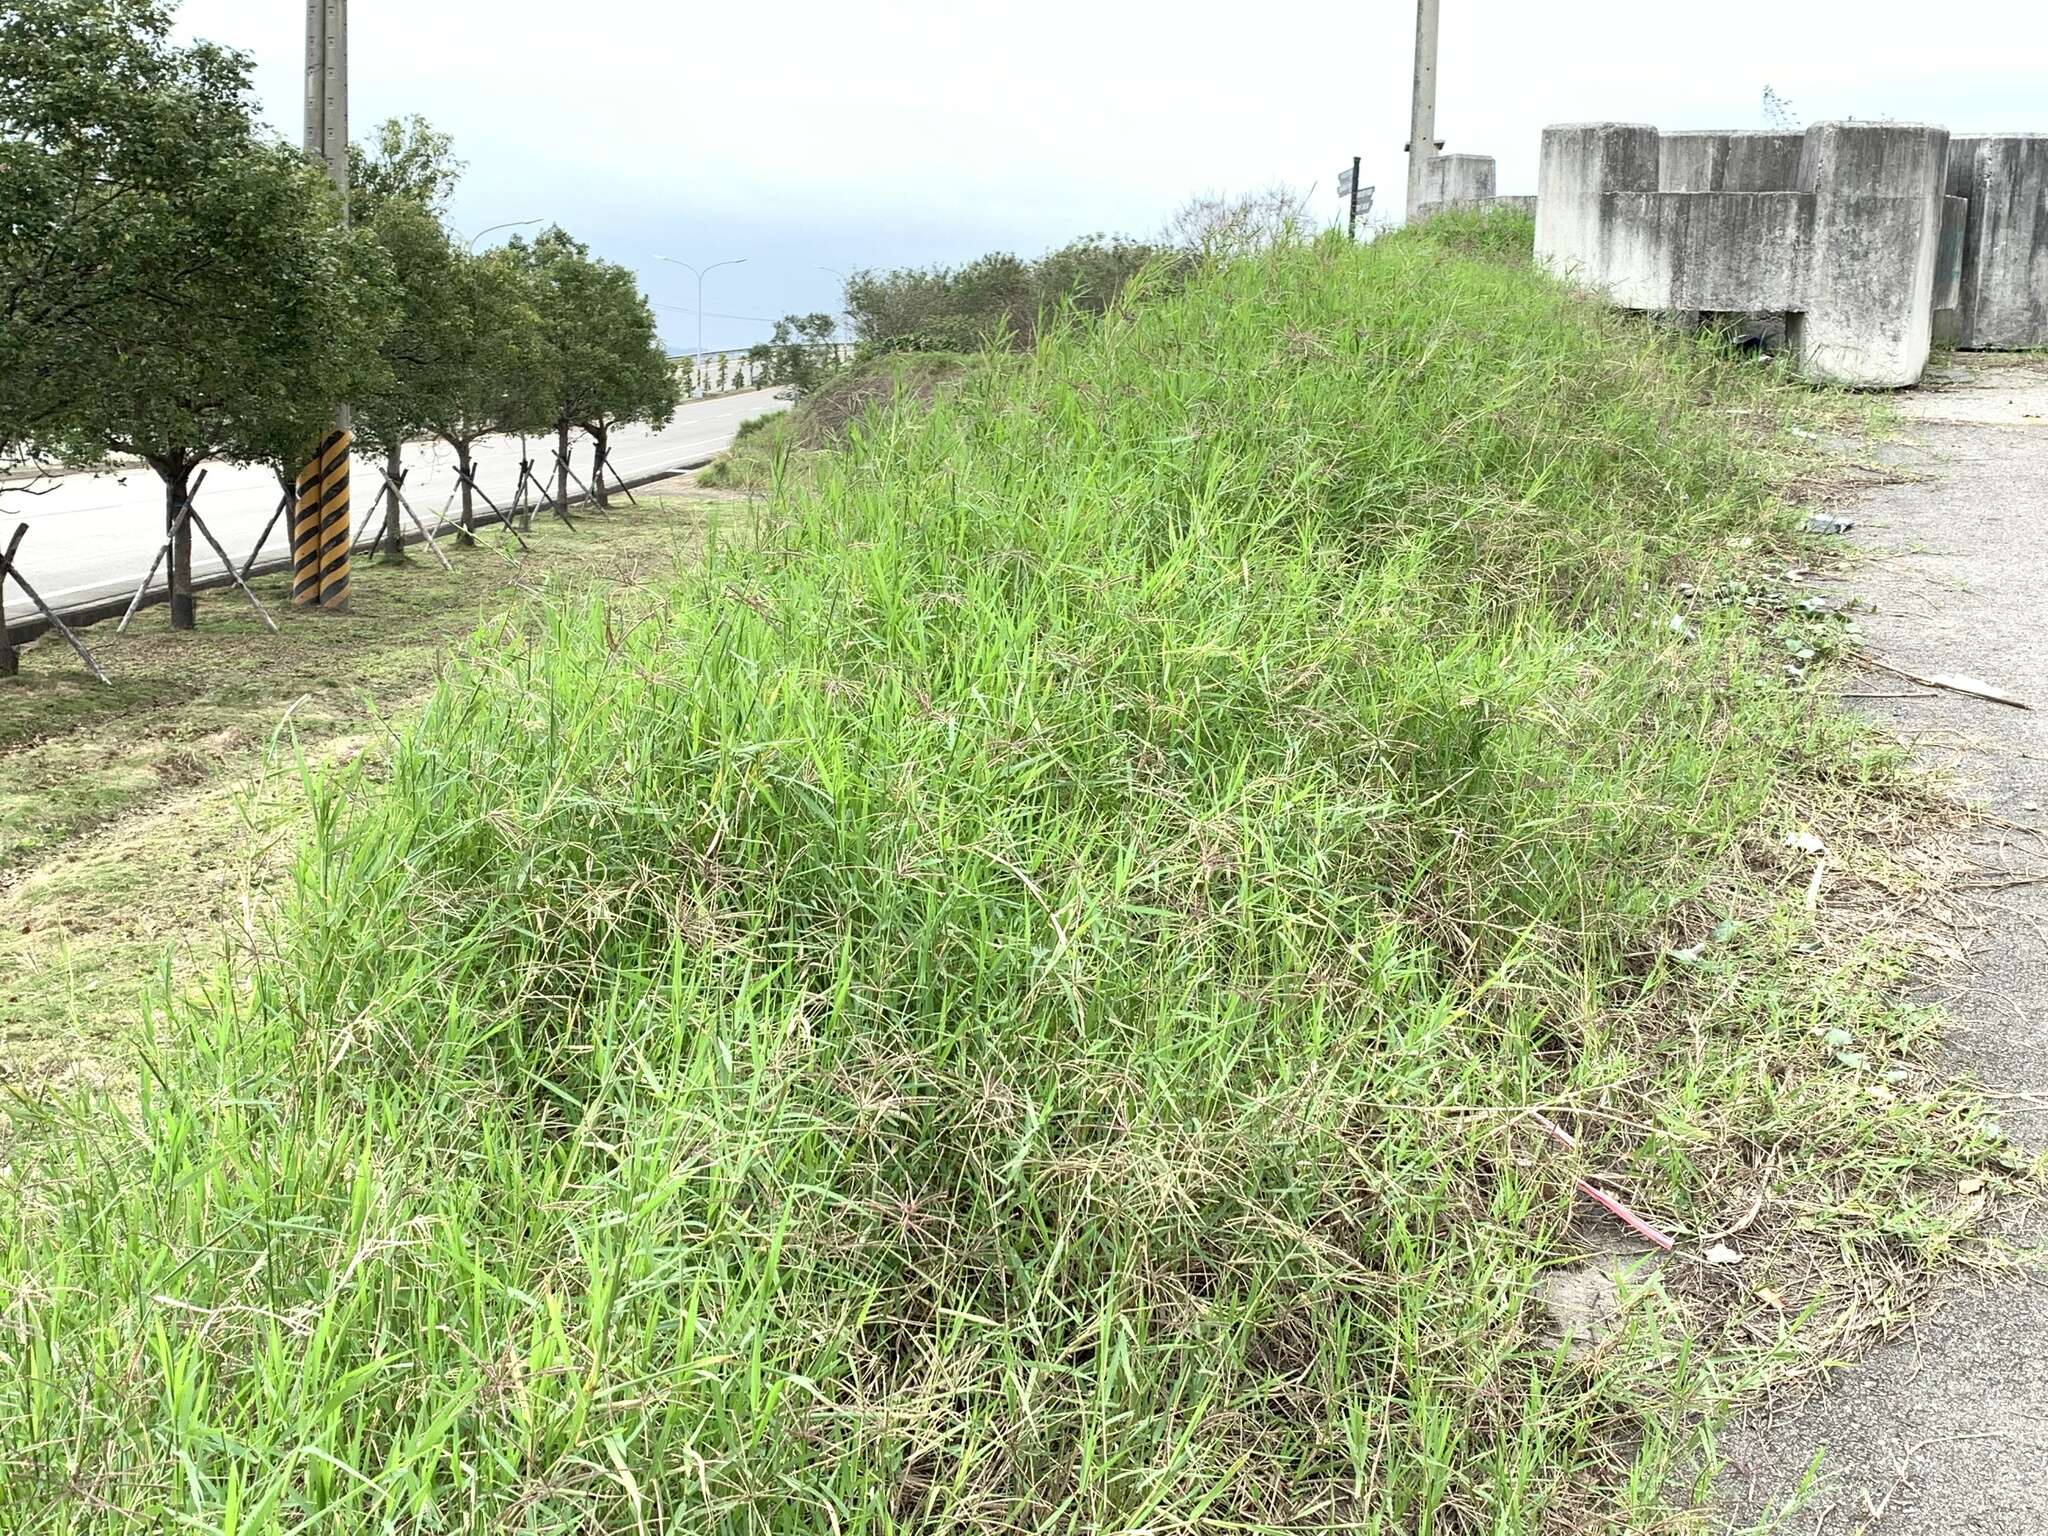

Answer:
[0,524,111,684]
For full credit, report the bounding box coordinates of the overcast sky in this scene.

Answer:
[173,0,2048,355]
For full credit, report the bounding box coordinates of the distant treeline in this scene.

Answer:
[843,236,1179,354]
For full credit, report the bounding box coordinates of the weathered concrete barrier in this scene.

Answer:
[1412,154,1536,220]
[1419,125,2043,381]
[1940,135,2048,349]
[1535,121,1952,387]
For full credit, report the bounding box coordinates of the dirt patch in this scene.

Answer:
[794,353,969,444]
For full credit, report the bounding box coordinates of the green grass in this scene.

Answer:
[0,222,2009,1532]
[0,494,721,1081]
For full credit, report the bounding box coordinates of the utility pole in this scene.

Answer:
[296,0,352,609]
[1405,0,1442,221]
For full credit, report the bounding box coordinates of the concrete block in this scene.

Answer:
[1601,192,1811,311]
[1537,119,1954,387]
[1936,194,1969,315]
[1946,135,2048,348]
[1722,133,1806,191]
[1658,131,1804,192]
[1535,124,1659,289]
[1793,122,1948,387]
[1422,154,1497,207]
[1659,132,1731,193]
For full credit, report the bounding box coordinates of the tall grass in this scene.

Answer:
[0,223,1992,1531]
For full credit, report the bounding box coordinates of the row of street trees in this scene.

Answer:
[0,0,678,628]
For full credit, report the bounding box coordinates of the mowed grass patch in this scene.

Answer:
[0,224,2005,1531]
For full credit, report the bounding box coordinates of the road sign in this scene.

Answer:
[1338,166,1357,197]
[1356,186,1376,219]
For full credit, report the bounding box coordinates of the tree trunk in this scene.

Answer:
[456,440,475,545]
[556,421,571,515]
[382,443,403,557]
[164,460,195,630]
[592,422,610,509]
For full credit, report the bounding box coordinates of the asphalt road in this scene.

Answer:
[0,389,782,616]
[1717,359,2048,1532]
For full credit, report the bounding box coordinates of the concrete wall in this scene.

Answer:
[1411,155,1537,223]
[1657,131,1805,193]
[1535,120,1951,387]
[1421,154,1496,207]
[1942,135,2048,348]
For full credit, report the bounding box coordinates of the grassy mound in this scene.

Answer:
[0,223,1996,1531]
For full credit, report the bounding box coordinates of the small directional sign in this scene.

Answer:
[1355,185,1376,219]
[1338,165,1357,198]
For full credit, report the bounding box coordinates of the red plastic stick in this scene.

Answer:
[1529,1112,1677,1251]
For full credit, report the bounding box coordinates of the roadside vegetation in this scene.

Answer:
[1,3,676,624]
[0,492,722,1087]
[0,213,2008,1531]
[739,228,1193,402]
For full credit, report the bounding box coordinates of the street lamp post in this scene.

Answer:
[655,255,748,395]
[1407,0,1443,220]
[464,219,542,253]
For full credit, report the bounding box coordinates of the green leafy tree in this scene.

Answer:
[350,212,545,545]
[347,114,464,222]
[506,228,679,510]
[747,313,843,397]
[422,249,549,542]
[0,0,252,484]
[5,2,389,626]
[346,115,467,553]
[352,199,465,551]
[842,236,1174,354]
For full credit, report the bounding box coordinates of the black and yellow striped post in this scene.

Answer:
[292,429,351,609]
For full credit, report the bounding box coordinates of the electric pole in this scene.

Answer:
[1406,0,1441,221]
[296,0,352,610]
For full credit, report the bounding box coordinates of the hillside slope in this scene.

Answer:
[0,218,2000,1533]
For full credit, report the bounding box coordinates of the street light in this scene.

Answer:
[463,219,542,253]
[654,255,748,390]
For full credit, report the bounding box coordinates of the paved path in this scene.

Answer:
[1719,358,2048,1533]
[0,390,781,615]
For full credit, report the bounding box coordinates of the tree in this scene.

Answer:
[420,249,548,543]
[747,312,842,397]
[0,0,253,484]
[7,3,388,627]
[506,228,678,510]
[352,198,465,553]
[347,116,468,554]
[841,236,1174,354]
[347,113,464,222]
